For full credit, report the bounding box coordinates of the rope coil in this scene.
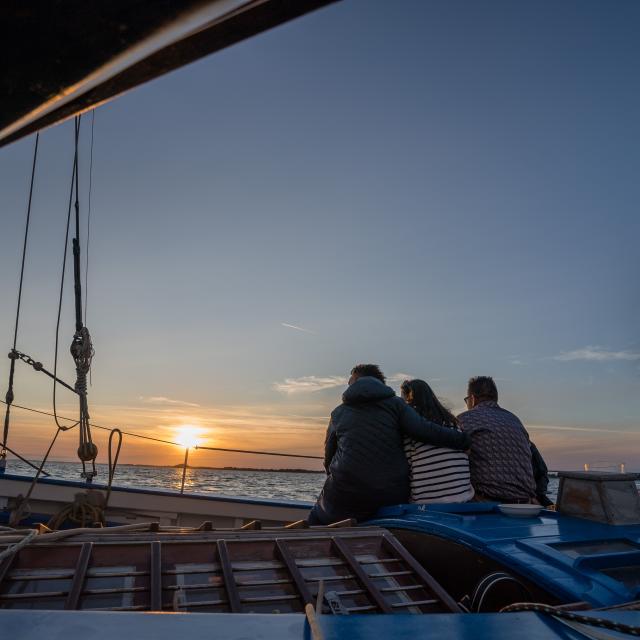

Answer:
[48,491,106,530]
[71,326,97,470]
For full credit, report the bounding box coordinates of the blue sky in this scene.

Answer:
[0,0,638,470]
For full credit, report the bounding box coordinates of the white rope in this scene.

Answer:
[0,528,38,562]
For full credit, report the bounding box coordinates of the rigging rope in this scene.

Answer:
[8,349,78,394]
[105,428,122,506]
[70,115,97,479]
[9,426,63,526]
[0,400,180,446]
[0,443,50,476]
[84,109,95,327]
[52,121,78,433]
[50,116,98,481]
[196,445,323,460]
[1,133,39,470]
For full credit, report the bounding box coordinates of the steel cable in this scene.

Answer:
[2,133,40,461]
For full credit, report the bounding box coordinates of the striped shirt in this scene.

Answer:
[404,433,475,504]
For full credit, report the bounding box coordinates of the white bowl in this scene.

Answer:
[498,503,543,517]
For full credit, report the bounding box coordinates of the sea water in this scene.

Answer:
[3,459,575,502]
[4,460,326,502]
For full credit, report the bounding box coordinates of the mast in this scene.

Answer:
[69,116,97,481]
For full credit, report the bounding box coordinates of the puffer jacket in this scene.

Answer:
[312,377,470,523]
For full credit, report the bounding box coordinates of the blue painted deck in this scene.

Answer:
[368,503,640,608]
[1,609,639,640]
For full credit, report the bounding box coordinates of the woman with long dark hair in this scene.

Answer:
[400,379,474,503]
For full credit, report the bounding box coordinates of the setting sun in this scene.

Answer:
[174,425,204,449]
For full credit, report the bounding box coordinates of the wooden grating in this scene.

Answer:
[0,527,459,614]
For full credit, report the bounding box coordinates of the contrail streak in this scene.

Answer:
[281,322,316,334]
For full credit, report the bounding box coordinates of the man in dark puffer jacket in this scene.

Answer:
[308,364,471,525]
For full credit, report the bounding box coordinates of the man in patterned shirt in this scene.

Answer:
[457,376,537,503]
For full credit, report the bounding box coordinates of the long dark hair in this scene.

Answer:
[400,379,458,428]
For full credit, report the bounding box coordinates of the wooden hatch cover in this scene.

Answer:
[0,524,460,614]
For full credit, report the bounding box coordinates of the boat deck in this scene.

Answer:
[0,525,458,615]
[368,503,640,608]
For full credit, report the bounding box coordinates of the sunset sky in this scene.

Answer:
[0,0,638,474]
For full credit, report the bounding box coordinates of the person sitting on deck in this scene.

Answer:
[400,379,474,504]
[307,364,471,525]
[457,376,537,504]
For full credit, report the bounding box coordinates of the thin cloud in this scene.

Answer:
[527,424,633,435]
[139,396,200,408]
[387,372,415,384]
[274,371,428,395]
[281,322,316,334]
[553,346,640,362]
[274,376,347,394]
[389,374,444,384]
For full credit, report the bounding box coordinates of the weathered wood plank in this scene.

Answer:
[150,541,162,611]
[381,534,460,612]
[65,542,93,610]
[331,537,392,613]
[275,539,313,605]
[217,540,241,612]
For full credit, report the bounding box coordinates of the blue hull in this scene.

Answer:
[1,609,639,640]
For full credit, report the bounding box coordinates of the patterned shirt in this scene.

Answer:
[457,401,536,501]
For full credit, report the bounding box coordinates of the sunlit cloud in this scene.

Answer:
[281,322,316,334]
[552,346,640,362]
[139,396,200,407]
[274,376,347,394]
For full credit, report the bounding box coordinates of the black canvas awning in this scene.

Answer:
[0,0,338,148]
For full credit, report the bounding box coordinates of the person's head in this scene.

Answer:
[465,376,498,409]
[400,379,457,426]
[349,364,386,385]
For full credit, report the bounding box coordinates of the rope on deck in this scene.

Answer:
[0,528,38,563]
